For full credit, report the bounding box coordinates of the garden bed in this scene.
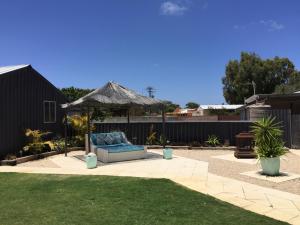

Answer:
[0,147,84,166]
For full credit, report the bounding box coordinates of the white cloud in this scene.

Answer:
[160,1,188,16]
[259,20,284,31]
[234,20,284,32]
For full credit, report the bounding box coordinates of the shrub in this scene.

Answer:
[146,125,157,145]
[206,135,220,147]
[68,114,95,146]
[251,117,286,159]
[23,129,55,154]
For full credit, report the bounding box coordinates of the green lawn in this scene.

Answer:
[0,173,288,225]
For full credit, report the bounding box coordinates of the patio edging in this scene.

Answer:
[0,147,84,166]
[146,145,236,150]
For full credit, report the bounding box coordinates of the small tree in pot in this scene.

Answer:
[251,117,286,176]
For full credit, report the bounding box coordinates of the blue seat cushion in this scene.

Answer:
[91,132,129,145]
[96,143,144,153]
[111,132,123,144]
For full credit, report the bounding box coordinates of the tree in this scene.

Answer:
[163,101,180,113]
[185,102,199,109]
[274,71,300,94]
[222,52,296,104]
[61,87,94,102]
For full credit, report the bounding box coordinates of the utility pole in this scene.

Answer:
[146,86,155,98]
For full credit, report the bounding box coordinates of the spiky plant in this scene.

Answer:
[251,117,286,159]
[23,129,54,154]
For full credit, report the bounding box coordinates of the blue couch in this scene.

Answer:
[88,132,147,163]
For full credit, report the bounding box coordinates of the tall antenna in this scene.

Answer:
[252,81,256,95]
[146,86,155,98]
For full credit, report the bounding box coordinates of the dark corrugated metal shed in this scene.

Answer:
[0,65,67,158]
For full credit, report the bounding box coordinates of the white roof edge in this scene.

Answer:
[198,104,244,110]
[0,64,30,75]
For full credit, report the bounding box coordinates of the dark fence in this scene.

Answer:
[93,121,252,146]
[268,109,292,147]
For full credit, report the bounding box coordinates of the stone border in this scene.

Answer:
[0,147,84,166]
[146,145,236,150]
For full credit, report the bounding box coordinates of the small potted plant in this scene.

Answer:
[251,117,286,176]
[160,135,172,159]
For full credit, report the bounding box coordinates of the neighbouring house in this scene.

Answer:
[241,92,300,148]
[0,65,68,158]
[167,107,198,117]
[197,104,243,116]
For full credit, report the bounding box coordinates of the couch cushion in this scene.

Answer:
[103,133,114,145]
[96,133,106,145]
[111,132,122,144]
[90,134,97,145]
[99,144,144,153]
[120,132,129,144]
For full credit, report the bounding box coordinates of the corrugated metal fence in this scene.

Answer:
[93,121,252,146]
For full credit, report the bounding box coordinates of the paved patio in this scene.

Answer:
[0,150,300,224]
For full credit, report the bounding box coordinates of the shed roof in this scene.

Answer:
[245,93,300,104]
[0,64,29,75]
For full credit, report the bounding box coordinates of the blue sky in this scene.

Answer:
[1,0,300,106]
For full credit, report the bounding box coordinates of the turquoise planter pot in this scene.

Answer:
[85,153,97,169]
[260,157,280,176]
[163,148,173,159]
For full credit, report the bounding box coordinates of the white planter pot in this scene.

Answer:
[260,157,280,176]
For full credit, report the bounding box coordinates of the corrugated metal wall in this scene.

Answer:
[93,121,252,146]
[0,66,67,158]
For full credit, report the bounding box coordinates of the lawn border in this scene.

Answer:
[0,147,84,166]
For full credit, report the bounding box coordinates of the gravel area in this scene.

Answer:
[173,149,300,195]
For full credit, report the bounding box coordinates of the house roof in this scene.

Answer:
[0,64,29,75]
[198,104,243,110]
[245,93,300,104]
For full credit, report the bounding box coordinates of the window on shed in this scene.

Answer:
[44,101,56,123]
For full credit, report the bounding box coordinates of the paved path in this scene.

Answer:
[0,150,300,224]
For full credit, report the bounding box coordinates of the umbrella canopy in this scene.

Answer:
[62,81,163,109]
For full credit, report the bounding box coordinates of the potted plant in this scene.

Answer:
[160,135,172,159]
[251,117,286,176]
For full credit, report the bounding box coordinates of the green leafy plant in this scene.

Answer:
[158,135,169,147]
[206,135,220,147]
[52,137,66,152]
[251,117,286,159]
[68,114,95,146]
[23,129,55,154]
[145,125,157,145]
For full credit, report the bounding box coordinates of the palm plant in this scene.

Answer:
[23,129,54,154]
[251,117,285,159]
[68,114,95,146]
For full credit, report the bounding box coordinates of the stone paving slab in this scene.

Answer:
[212,153,258,165]
[241,170,300,183]
[0,150,299,224]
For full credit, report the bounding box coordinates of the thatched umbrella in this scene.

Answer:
[62,82,165,155]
